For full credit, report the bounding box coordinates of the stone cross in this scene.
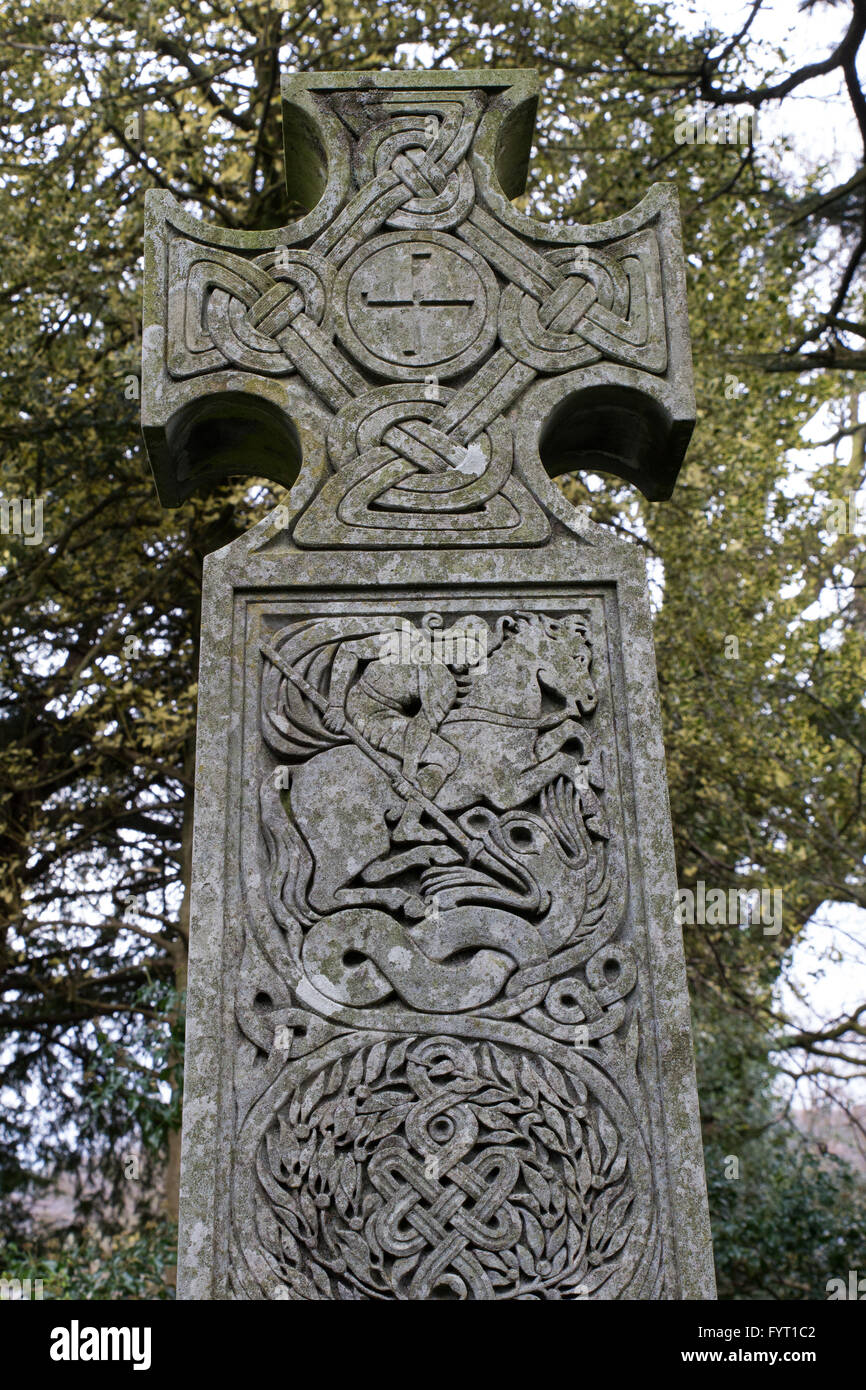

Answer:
[142,69,715,1301]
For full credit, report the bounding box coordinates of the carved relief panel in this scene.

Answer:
[218,592,675,1299]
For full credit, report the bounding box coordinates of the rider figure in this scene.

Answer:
[322,622,469,843]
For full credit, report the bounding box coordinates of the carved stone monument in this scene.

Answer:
[142,69,715,1300]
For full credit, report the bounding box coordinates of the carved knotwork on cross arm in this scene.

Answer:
[142,71,694,541]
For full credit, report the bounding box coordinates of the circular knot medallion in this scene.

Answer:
[332,231,499,381]
[249,1035,653,1300]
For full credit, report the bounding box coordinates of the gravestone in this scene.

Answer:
[142,68,715,1300]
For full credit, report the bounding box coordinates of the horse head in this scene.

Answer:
[510,611,597,716]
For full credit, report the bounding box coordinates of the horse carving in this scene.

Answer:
[259,611,609,1013]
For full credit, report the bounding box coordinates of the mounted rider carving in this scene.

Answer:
[322,614,490,843]
[257,607,618,1016]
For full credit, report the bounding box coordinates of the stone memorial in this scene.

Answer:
[142,68,715,1300]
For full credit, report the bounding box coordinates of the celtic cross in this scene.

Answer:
[142,69,715,1301]
[143,69,693,539]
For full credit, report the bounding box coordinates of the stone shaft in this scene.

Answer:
[142,69,715,1300]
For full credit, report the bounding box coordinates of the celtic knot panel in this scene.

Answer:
[240,1036,658,1301]
[147,72,690,534]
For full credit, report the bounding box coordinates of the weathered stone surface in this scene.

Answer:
[142,68,715,1300]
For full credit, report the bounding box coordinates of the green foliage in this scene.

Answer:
[1,1220,177,1301]
[707,1137,866,1301]
[696,1007,866,1299]
[79,983,185,1155]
